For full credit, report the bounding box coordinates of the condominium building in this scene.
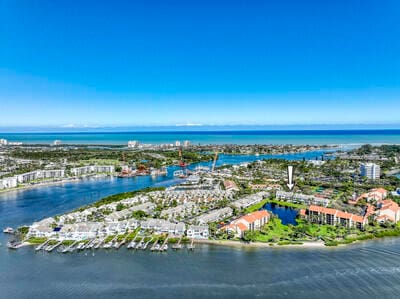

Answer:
[70,165,115,176]
[221,210,270,238]
[360,163,380,180]
[303,205,367,229]
[276,191,329,206]
[16,169,65,183]
[0,176,18,189]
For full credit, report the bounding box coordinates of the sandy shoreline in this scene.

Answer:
[194,239,326,248]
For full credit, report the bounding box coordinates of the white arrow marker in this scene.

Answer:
[287,165,294,191]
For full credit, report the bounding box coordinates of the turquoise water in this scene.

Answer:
[1,152,400,298]
[1,130,400,145]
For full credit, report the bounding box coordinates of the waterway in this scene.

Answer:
[1,151,400,298]
[1,129,400,145]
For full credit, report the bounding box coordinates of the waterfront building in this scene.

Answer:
[16,169,65,183]
[27,217,56,238]
[70,165,115,176]
[0,176,18,189]
[175,140,181,147]
[186,225,209,239]
[360,163,380,180]
[140,219,185,236]
[303,205,367,229]
[183,140,191,147]
[0,138,7,145]
[221,210,270,238]
[376,200,400,223]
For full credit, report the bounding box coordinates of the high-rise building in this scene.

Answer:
[360,163,380,180]
[175,140,181,147]
[128,140,139,148]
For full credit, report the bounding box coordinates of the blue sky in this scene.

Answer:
[1,0,399,128]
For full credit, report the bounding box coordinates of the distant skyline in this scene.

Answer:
[1,0,400,127]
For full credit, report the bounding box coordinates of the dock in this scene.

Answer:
[142,237,153,250]
[63,240,78,253]
[46,240,62,252]
[150,238,160,251]
[160,235,169,252]
[35,239,51,251]
[187,239,195,251]
[172,237,183,250]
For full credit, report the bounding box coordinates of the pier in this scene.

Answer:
[187,239,195,251]
[150,238,160,251]
[172,237,183,250]
[35,239,51,251]
[160,235,169,252]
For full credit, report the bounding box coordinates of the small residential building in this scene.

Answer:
[186,225,209,239]
[195,207,233,224]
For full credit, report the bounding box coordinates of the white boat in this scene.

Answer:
[3,227,14,234]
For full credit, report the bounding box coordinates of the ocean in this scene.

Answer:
[1,129,400,145]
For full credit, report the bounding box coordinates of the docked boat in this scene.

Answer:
[3,227,14,234]
[7,240,22,249]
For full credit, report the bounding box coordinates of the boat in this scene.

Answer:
[172,243,182,250]
[3,227,14,234]
[7,240,22,249]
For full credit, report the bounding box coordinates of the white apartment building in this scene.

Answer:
[360,163,380,180]
[70,165,115,176]
[17,169,65,183]
[0,176,18,189]
[186,225,209,239]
